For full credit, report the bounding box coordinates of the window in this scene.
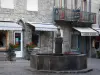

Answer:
[0,31,6,47]
[32,32,39,46]
[14,33,21,51]
[1,0,14,9]
[27,0,38,11]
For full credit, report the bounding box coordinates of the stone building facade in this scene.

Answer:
[54,0,100,58]
[0,0,58,58]
[0,0,54,23]
[1,0,94,58]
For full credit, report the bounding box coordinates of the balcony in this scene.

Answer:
[54,8,96,24]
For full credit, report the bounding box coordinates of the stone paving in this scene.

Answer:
[0,58,100,75]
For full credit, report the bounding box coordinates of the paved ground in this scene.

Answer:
[0,58,100,75]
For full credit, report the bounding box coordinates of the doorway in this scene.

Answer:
[14,31,23,57]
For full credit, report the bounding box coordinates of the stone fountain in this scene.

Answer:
[30,27,87,71]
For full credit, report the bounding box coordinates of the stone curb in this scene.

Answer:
[29,68,93,74]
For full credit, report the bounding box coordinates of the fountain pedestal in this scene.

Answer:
[55,37,63,54]
[30,27,87,71]
[30,54,87,71]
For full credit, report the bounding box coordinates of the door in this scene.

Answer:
[14,31,23,57]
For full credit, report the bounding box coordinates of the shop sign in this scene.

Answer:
[81,32,98,36]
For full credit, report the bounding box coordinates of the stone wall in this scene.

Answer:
[30,54,87,70]
[39,32,54,53]
[0,0,54,23]
[56,23,72,53]
[63,26,71,53]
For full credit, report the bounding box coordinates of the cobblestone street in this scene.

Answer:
[0,58,100,75]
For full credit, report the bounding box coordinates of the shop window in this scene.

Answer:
[93,37,100,49]
[95,42,99,49]
[14,33,21,51]
[0,31,6,47]
[32,32,39,46]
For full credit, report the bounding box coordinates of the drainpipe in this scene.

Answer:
[89,0,91,58]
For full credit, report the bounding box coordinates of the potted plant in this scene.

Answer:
[26,42,36,60]
[7,43,19,61]
[96,51,100,58]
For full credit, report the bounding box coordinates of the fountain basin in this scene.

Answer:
[30,53,87,71]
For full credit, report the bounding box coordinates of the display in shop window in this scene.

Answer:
[15,33,21,51]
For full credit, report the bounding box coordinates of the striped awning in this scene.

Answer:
[27,22,57,31]
[73,27,99,36]
[0,22,22,30]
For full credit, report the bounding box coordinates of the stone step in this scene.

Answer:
[0,57,7,61]
[0,52,8,61]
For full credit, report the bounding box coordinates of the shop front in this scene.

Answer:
[71,27,99,57]
[92,24,100,57]
[25,22,57,53]
[0,21,22,58]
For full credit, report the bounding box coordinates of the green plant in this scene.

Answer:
[26,42,36,49]
[96,51,100,58]
[10,43,19,49]
[26,42,36,60]
[7,43,16,61]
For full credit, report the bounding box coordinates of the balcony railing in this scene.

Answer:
[54,8,96,24]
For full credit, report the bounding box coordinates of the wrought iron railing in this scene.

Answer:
[54,8,96,23]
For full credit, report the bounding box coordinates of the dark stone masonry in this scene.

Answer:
[30,27,87,71]
[30,54,87,71]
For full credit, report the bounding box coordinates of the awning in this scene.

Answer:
[92,24,100,34]
[27,22,57,31]
[73,27,99,36]
[0,22,22,30]
[93,29,100,34]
